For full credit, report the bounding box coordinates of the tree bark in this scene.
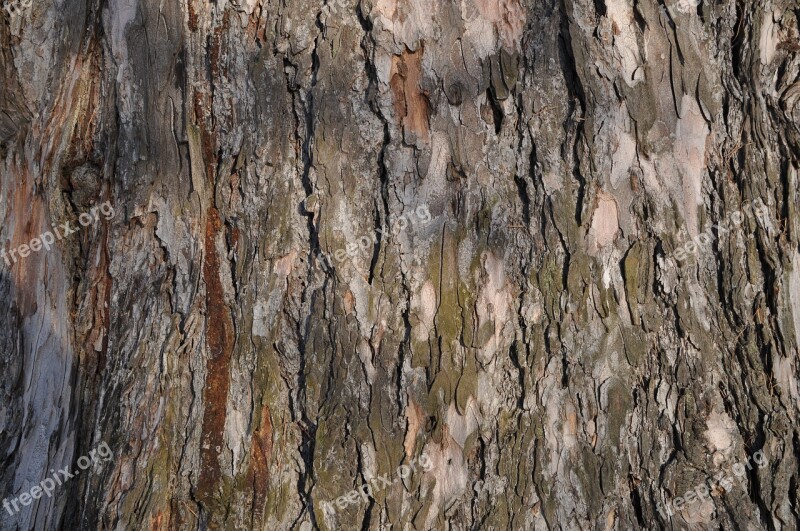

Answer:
[1,0,799,529]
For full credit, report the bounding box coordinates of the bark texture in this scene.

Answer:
[1,0,800,529]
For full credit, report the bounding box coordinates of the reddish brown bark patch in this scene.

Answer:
[149,510,164,531]
[187,0,199,31]
[197,208,235,504]
[390,46,430,144]
[247,402,273,522]
[192,91,218,185]
[8,170,46,316]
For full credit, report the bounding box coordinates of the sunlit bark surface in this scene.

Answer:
[1,0,800,529]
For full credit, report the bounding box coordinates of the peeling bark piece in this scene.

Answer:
[390,46,431,145]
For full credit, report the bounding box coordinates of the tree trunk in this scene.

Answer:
[1,0,799,529]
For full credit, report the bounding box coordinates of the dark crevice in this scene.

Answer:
[357,448,375,531]
[556,5,587,226]
[288,7,325,527]
[369,120,390,285]
[469,436,489,530]
[513,90,531,228]
[789,432,800,523]
[508,342,526,410]
[632,0,647,32]
[486,88,503,134]
[358,4,390,285]
[287,305,319,529]
[396,284,412,418]
[749,452,774,531]
[593,0,607,18]
[358,2,407,422]
[513,175,531,226]
[629,475,647,527]
[731,0,746,83]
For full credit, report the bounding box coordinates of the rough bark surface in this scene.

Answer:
[1,0,800,529]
